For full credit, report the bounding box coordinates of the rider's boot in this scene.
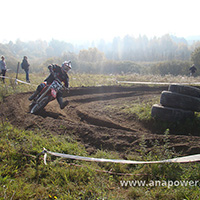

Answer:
[29,90,39,101]
[57,96,69,109]
[60,100,69,109]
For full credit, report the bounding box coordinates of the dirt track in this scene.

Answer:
[1,85,200,156]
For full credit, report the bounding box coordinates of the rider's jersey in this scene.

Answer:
[45,64,69,88]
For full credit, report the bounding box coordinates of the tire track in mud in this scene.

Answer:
[76,109,135,132]
[1,85,200,155]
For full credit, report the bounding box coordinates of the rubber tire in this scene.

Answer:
[151,104,194,122]
[169,84,200,98]
[30,96,49,114]
[160,91,200,112]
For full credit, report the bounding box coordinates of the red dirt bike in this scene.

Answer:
[29,78,66,114]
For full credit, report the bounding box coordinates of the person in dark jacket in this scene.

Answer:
[21,56,30,82]
[29,61,71,109]
[189,64,197,76]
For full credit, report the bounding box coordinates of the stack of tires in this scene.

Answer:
[151,84,200,122]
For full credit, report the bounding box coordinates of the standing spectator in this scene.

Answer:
[189,64,197,77]
[21,56,30,83]
[0,55,7,83]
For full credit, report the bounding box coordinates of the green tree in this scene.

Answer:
[78,48,106,62]
[191,47,200,71]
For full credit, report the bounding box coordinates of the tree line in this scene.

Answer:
[1,34,200,76]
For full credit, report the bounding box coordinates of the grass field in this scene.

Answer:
[2,72,200,97]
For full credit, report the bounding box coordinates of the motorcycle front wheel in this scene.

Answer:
[30,96,50,114]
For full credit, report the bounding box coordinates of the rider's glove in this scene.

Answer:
[48,65,52,70]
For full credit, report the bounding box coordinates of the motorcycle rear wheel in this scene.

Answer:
[30,96,50,114]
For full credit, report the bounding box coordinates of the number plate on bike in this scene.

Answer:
[51,89,57,98]
[51,80,62,90]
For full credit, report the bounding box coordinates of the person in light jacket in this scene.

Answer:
[0,55,7,83]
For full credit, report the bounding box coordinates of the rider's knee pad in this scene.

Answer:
[37,82,47,92]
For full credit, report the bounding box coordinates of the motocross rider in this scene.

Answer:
[29,61,71,109]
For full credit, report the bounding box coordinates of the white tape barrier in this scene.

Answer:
[0,75,37,86]
[15,78,31,85]
[41,149,200,165]
[117,80,200,85]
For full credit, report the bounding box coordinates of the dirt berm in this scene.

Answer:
[1,85,200,156]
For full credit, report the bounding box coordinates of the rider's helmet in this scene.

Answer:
[62,60,72,73]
